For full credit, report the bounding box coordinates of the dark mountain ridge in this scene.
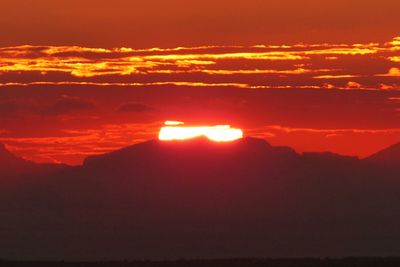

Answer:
[0,138,399,260]
[0,143,67,178]
[365,142,400,167]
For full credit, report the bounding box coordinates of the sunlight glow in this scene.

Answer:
[165,120,185,126]
[159,122,243,142]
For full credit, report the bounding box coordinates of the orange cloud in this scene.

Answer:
[259,125,400,135]
[0,37,396,81]
[313,75,361,79]
[376,67,400,77]
[1,81,398,92]
[381,84,399,90]
[346,81,362,89]
[387,68,400,77]
[387,37,400,49]
[388,56,400,62]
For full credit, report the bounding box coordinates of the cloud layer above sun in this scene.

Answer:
[0,37,399,91]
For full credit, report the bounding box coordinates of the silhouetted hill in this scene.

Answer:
[0,138,399,260]
[0,143,31,170]
[0,143,66,178]
[83,137,298,171]
[365,142,400,167]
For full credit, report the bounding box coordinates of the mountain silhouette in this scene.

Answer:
[0,143,66,178]
[365,142,400,167]
[0,138,399,260]
[0,143,30,170]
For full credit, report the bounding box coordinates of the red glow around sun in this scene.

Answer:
[159,121,243,142]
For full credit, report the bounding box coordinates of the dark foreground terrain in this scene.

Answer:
[1,138,400,260]
[2,258,400,267]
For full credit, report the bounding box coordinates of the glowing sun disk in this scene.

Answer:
[159,122,243,142]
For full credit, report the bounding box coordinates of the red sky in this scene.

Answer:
[0,0,399,165]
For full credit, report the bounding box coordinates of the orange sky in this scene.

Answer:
[1,0,400,47]
[0,1,399,164]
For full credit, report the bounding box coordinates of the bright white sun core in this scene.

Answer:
[158,121,243,142]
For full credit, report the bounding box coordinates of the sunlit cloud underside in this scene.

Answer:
[0,37,399,91]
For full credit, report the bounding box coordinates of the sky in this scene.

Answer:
[0,0,399,165]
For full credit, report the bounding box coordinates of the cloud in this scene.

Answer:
[46,95,95,116]
[346,81,362,89]
[0,37,399,95]
[388,56,400,63]
[2,81,398,92]
[313,75,361,79]
[388,68,400,77]
[376,68,400,77]
[381,84,399,90]
[259,125,400,135]
[388,37,400,47]
[117,102,156,113]
[0,38,392,80]
[388,97,400,102]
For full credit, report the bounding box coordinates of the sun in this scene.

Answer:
[159,121,243,142]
